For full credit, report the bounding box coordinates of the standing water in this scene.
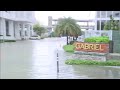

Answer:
[0,38,120,79]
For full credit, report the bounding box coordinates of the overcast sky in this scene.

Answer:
[35,11,96,26]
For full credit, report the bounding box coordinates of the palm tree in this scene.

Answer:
[54,17,81,45]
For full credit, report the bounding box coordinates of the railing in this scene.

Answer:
[84,30,112,40]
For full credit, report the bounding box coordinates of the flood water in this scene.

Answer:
[0,37,120,79]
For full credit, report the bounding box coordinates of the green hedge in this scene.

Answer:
[63,45,75,52]
[84,36,109,43]
[50,32,57,37]
[0,40,16,42]
[65,60,120,66]
[0,40,3,43]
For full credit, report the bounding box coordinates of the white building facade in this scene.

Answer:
[0,11,36,40]
[95,11,120,30]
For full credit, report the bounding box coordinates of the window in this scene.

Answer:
[6,20,10,36]
[20,30,22,36]
[13,22,15,37]
[30,31,32,36]
[97,11,100,18]
[19,24,22,29]
[25,31,27,36]
[101,11,106,18]
[97,20,100,30]
[113,11,120,17]
[30,26,32,30]
[0,18,2,35]
[101,20,106,30]
[25,25,27,28]
[107,11,112,18]
[24,25,28,31]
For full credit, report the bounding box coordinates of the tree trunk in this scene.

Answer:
[67,35,68,45]
[76,36,78,40]
[66,30,68,45]
[40,31,41,37]
[73,37,75,41]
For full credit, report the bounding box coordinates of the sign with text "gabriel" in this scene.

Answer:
[74,42,109,53]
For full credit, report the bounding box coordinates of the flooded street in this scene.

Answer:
[0,38,120,79]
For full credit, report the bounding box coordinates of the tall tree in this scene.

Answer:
[33,23,47,36]
[54,17,81,45]
[104,15,120,30]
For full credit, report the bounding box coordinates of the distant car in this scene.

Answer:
[29,35,41,40]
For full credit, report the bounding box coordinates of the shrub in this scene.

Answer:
[0,40,3,43]
[63,45,75,52]
[84,36,109,43]
[5,40,16,42]
[65,60,120,66]
[50,32,57,37]
[41,37,44,39]
[0,40,16,42]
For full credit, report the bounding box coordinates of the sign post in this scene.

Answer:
[57,49,59,73]
[74,42,109,53]
[56,49,59,79]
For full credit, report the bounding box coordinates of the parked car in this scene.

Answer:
[29,35,41,40]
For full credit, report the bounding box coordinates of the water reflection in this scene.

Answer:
[72,65,120,79]
[0,41,34,79]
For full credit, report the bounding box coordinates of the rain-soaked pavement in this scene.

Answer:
[0,37,120,79]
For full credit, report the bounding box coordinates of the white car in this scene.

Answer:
[29,35,41,40]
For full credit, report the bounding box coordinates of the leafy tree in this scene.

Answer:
[104,15,120,30]
[54,17,81,45]
[104,22,110,30]
[50,31,57,37]
[33,23,47,36]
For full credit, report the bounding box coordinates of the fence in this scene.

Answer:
[84,30,112,40]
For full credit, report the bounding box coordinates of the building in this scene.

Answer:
[95,11,120,30]
[0,11,36,40]
[47,16,95,32]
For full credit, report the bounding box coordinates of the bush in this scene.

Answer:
[5,40,16,42]
[0,40,16,42]
[41,37,44,39]
[84,36,109,43]
[0,40,3,43]
[63,45,75,52]
[50,32,57,37]
[65,60,120,66]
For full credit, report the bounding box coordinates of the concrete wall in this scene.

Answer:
[0,11,36,23]
[112,31,120,53]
